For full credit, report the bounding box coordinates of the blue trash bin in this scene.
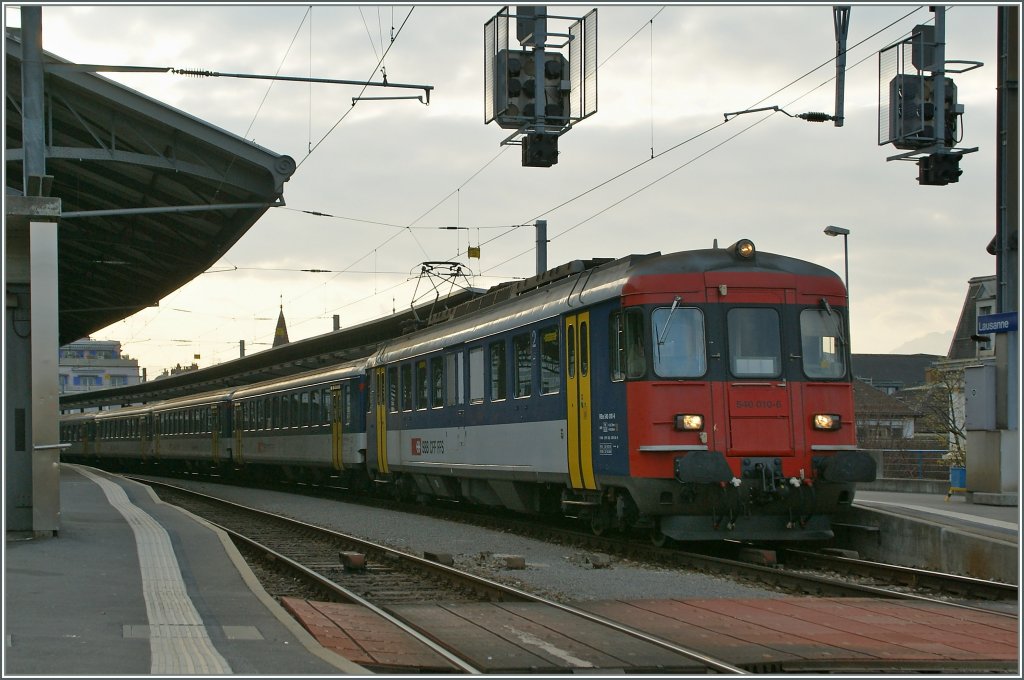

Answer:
[950,466,967,489]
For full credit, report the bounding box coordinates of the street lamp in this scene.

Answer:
[823,225,850,294]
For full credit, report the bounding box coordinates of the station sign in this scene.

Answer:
[977,311,1017,334]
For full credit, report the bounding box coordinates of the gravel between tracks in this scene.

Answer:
[146,477,784,603]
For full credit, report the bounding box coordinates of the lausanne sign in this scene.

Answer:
[977,312,1018,334]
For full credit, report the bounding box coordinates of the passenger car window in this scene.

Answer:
[416,360,428,409]
[513,333,533,398]
[445,352,464,406]
[540,326,560,394]
[469,347,484,404]
[387,366,399,412]
[489,341,507,401]
[401,364,413,411]
[430,357,444,408]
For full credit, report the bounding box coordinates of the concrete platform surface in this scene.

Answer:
[283,596,1017,674]
[5,467,1019,674]
[3,465,366,676]
[836,488,1020,584]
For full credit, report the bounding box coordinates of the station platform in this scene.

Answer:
[836,488,1020,584]
[3,465,367,676]
[282,595,1018,674]
[3,467,1019,675]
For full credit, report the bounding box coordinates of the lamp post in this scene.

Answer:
[823,225,850,294]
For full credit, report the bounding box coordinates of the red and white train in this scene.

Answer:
[62,239,875,543]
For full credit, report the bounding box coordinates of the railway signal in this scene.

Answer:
[484,5,597,167]
[877,6,983,186]
[917,151,963,186]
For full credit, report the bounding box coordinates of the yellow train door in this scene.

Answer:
[139,415,150,462]
[565,311,597,490]
[231,403,243,465]
[211,405,221,464]
[331,385,343,471]
[152,416,159,460]
[374,367,389,474]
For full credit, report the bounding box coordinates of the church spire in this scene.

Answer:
[273,298,289,347]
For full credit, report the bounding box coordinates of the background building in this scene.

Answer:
[58,338,140,395]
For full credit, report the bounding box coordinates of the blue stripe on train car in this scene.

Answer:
[584,300,630,477]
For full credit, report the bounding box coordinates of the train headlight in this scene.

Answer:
[812,414,842,430]
[735,239,755,259]
[675,414,703,431]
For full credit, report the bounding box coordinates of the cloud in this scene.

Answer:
[32,3,1000,376]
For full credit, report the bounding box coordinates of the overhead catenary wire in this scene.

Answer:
[273,6,670,323]
[117,5,421,356]
[124,6,935,363]
[169,7,421,345]
[360,5,929,275]
[358,5,381,61]
[210,5,311,202]
[297,6,416,168]
[478,6,932,273]
[482,114,773,274]
[224,6,928,342]
[276,6,676,318]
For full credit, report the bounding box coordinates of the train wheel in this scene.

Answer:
[650,521,673,548]
[590,509,610,536]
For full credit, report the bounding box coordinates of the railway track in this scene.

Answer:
[143,478,749,674]
[777,548,1019,608]
[304,480,1019,614]
[475,518,1019,617]
[136,471,1018,617]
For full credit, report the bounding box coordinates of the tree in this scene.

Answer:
[897,366,966,466]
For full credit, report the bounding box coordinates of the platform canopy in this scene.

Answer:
[5,29,296,346]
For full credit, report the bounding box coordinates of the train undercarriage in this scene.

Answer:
[63,449,857,545]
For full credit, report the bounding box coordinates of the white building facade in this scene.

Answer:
[58,338,140,395]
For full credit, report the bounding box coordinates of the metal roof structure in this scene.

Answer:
[5,28,296,346]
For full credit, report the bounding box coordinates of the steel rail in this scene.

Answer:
[139,477,748,674]
[217,523,482,674]
[780,548,1019,605]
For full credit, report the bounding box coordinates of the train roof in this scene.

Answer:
[58,241,841,413]
[92,402,164,420]
[373,252,642,365]
[230,357,368,400]
[627,244,839,279]
[373,240,841,365]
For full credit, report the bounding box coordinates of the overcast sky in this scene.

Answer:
[11,3,1003,378]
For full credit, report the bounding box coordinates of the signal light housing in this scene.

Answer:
[522,133,558,167]
[917,152,963,186]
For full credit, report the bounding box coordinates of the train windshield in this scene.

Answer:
[652,306,706,378]
[800,308,847,379]
[727,308,781,378]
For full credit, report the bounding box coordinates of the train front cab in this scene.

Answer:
[617,242,876,542]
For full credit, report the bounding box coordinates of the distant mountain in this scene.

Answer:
[888,330,953,356]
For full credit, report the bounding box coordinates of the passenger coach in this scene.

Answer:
[365,239,873,542]
[229,360,367,483]
[61,239,874,544]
